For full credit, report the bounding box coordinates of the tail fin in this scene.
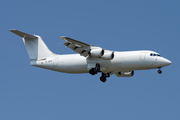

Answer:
[10,29,55,60]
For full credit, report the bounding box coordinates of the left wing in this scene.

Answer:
[60,36,114,60]
[60,36,91,57]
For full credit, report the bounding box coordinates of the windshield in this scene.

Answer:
[150,53,161,57]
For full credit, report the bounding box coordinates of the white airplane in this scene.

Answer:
[10,29,172,82]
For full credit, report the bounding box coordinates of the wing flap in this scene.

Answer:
[73,47,84,53]
[79,50,89,57]
[60,36,90,57]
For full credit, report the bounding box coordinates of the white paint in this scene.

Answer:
[10,30,172,79]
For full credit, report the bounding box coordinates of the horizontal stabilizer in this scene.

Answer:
[9,29,37,40]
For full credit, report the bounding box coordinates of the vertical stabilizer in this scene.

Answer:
[10,29,55,60]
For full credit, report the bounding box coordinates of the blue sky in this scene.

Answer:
[1,0,180,120]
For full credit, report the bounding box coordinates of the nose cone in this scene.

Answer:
[166,59,172,66]
[159,57,172,67]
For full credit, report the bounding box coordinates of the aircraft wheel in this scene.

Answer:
[89,68,97,75]
[158,70,162,74]
[100,76,106,82]
[106,73,110,77]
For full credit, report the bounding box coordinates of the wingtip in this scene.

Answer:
[9,29,16,32]
[59,36,67,39]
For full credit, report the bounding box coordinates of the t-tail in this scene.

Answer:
[10,30,56,64]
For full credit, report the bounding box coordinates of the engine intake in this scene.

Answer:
[89,48,104,57]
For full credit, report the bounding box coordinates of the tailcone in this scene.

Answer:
[30,60,37,66]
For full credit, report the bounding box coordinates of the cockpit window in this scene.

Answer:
[150,53,161,57]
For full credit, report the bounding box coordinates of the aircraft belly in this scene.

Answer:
[57,62,87,73]
[120,60,153,70]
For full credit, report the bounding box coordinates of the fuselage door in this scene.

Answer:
[140,52,146,61]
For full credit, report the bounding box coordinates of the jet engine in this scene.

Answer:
[89,48,104,57]
[101,50,114,60]
[115,71,134,77]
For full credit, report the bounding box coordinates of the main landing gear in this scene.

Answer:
[89,64,100,75]
[100,73,110,82]
[89,63,110,82]
[157,68,162,74]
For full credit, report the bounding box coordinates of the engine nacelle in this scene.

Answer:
[101,50,114,60]
[89,48,104,57]
[115,71,134,77]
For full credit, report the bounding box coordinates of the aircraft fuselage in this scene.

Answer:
[31,50,171,74]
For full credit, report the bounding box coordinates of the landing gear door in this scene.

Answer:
[87,63,96,70]
[140,52,146,61]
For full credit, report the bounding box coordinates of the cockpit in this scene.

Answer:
[150,53,161,57]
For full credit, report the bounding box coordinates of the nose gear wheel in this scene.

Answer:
[158,70,162,74]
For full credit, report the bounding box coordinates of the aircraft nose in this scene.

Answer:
[160,58,172,66]
[165,59,172,65]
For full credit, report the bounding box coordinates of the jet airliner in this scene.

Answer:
[10,30,172,82]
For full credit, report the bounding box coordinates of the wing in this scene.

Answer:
[60,36,114,60]
[60,36,93,57]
